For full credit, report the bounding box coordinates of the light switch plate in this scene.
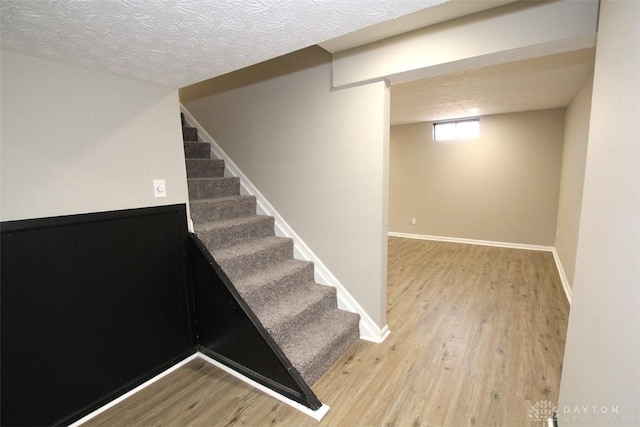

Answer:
[153,179,167,198]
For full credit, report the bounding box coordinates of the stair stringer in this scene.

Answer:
[180,105,389,343]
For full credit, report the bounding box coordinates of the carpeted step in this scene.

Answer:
[213,236,294,280]
[179,113,361,392]
[195,215,274,251]
[184,141,210,159]
[254,283,338,348]
[183,126,198,141]
[186,159,225,178]
[188,177,240,199]
[190,195,256,223]
[282,309,360,385]
[235,259,315,309]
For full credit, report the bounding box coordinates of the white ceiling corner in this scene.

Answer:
[319,0,518,53]
[0,0,448,88]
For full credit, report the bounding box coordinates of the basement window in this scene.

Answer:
[433,118,480,141]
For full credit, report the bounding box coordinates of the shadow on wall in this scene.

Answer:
[180,46,331,102]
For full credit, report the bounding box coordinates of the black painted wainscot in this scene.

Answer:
[1,204,321,426]
[1,205,195,426]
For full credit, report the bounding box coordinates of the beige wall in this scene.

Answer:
[555,74,593,291]
[389,109,564,246]
[332,0,598,87]
[181,47,390,328]
[0,50,188,221]
[559,0,640,421]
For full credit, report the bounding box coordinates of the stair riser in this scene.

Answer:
[196,217,275,251]
[184,142,211,159]
[188,178,240,199]
[190,197,256,223]
[301,316,360,385]
[186,159,225,178]
[217,240,293,280]
[264,289,338,347]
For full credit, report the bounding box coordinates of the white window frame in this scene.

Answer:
[433,118,480,141]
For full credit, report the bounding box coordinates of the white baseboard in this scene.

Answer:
[550,248,572,305]
[69,353,200,426]
[181,105,389,343]
[388,231,572,305]
[69,352,328,425]
[196,353,330,421]
[388,231,555,252]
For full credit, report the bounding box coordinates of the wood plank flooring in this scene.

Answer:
[83,237,569,426]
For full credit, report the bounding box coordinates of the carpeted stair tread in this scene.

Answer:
[234,259,315,308]
[183,126,198,141]
[213,236,294,280]
[195,215,275,251]
[255,283,337,347]
[186,159,225,178]
[188,176,240,199]
[282,308,360,385]
[184,141,211,159]
[190,195,256,223]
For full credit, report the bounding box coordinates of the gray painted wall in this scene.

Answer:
[1,49,188,221]
[555,74,593,291]
[181,47,390,329]
[558,0,640,423]
[389,109,565,246]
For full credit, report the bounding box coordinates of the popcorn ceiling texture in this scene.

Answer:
[0,0,443,88]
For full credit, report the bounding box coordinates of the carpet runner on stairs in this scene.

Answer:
[182,117,360,386]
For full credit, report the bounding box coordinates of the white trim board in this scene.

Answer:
[388,231,572,304]
[69,353,200,426]
[181,105,389,343]
[69,352,329,425]
[550,247,572,305]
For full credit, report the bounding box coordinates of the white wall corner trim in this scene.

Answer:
[388,231,572,305]
[180,105,390,343]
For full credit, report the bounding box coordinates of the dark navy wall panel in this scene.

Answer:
[1,205,195,426]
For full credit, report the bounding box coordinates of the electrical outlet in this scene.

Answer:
[411,218,417,225]
[153,179,167,198]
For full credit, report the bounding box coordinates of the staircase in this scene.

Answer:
[182,115,360,385]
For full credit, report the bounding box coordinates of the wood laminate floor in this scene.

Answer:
[84,237,569,426]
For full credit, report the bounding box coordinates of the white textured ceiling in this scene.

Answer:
[390,48,596,125]
[1,0,597,123]
[319,0,517,53]
[0,0,450,88]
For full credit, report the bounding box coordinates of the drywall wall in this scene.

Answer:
[0,49,188,221]
[181,47,389,328]
[558,1,640,423]
[331,0,598,87]
[389,109,564,246]
[555,74,593,292]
